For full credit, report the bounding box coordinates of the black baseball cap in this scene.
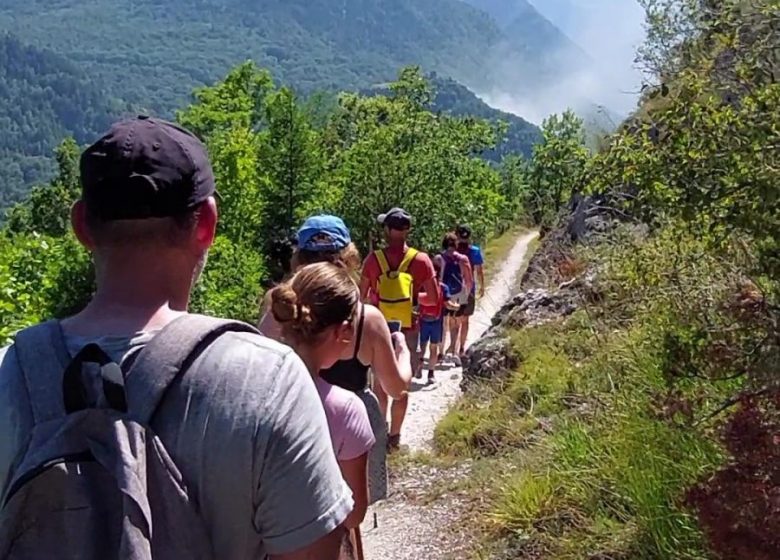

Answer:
[377,207,412,229]
[456,224,472,239]
[80,116,216,220]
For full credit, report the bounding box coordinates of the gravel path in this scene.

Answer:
[361,231,539,559]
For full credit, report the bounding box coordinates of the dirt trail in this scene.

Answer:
[361,230,539,559]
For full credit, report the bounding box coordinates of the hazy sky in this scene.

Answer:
[481,0,648,123]
[530,0,648,112]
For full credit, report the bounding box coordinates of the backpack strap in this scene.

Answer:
[124,314,260,424]
[398,248,418,274]
[13,321,73,423]
[374,250,391,276]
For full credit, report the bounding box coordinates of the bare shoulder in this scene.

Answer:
[360,305,392,342]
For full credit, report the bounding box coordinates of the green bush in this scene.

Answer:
[438,224,765,558]
[0,233,93,344]
[189,235,266,325]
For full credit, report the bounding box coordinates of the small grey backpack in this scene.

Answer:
[0,314,259,559]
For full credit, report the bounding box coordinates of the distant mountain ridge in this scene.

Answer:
[0,0,582,206]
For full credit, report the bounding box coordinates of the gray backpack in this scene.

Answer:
[0,315,259,559]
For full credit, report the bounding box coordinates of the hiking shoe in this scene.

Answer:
[451,354,462,367]
[387,434,401,453]
[426,371,435,385]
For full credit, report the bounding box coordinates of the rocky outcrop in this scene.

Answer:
[463,282,585,388]
[463,195,625,389]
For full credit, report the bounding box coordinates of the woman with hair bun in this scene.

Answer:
[268,262,374,552]
[260,215,412,506]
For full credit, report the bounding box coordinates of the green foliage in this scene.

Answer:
[189,236,266,325]
[436,3,779,558]
[0,36,119,210]
[0,232,93,344]
[0,62,525,336]
[437,222,769,558]
[526,110,591,227]
[5,138,81,235]
[260,87,327,248]
[594,0,780,289]
[328,67,513,252]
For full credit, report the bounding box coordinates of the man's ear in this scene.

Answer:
[71,200,96,251]
[195,197,218,250]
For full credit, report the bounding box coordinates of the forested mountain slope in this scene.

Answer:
[0,0,505,112]
[0,0,578,207]
[0,35,121,209]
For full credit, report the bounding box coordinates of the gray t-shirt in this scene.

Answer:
[0,327,353,558]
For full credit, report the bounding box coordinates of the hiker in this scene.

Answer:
[0,116,351,559]
[268,262,376,557]
[440,231,473,365]
[455,224,485,358]
[417,255,452,385]
[360,207,439,451]
[259,214,413,504]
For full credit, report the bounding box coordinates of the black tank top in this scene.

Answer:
[320,304,370,392]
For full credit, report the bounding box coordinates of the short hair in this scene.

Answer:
[291,242,362,274]
[442,232,458,251]
[85,203,201,248]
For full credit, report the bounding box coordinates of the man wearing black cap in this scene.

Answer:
[0,117,351,558]
[360,207,439,451]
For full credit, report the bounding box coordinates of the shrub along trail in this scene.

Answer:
[361,230,539,559]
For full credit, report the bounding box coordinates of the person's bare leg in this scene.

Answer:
[389,395,408,440]
[388,329,418,448]
[374,379,389,422]
[447,316,460,356]
[417,338,429,379]
[459,315,470,355]
[430,342,440,370]
[428,342,440,382]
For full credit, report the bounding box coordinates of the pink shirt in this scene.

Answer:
[314,377,375,461]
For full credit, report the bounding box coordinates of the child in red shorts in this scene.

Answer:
[417,257,451,385]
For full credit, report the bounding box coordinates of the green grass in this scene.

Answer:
[429,227,745,558]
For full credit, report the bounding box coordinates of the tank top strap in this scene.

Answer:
[353,303,366,360]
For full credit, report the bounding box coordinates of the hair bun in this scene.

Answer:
[270,284,299,323]
[297,304,314,329]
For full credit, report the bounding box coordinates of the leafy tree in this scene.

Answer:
[526,110,590,226]
[327,66,508,252]
[498,155,530,225]
[5,138,81,236]
[0,232,93,344]
[0,62,526,338]
[177,63,270,250]
[177,61,273,139]
[189,236,266,325]
[593,0,780,287]
[259,87,327,276]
